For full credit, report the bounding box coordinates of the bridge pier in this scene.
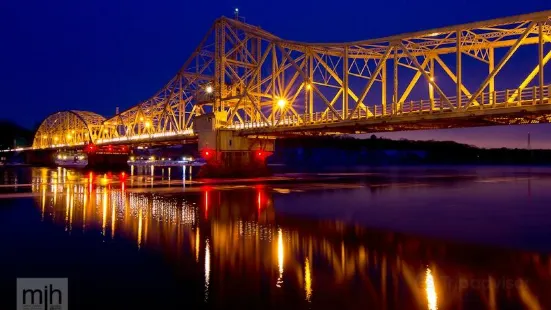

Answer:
[195,113,275,178]
[86,152,129,171]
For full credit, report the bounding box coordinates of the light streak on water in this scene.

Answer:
[426,267,438,310]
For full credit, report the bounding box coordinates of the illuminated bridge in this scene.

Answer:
[18,10,551,173]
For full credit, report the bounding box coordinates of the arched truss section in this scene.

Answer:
[30,11,551,147]
[33,111,106,149]
[104,10,551,136]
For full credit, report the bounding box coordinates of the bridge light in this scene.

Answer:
[42,135,47,139]
[305,83,312,90]
[201,149,214,160]
[145,121,151,128]
[71,130,75,134]
[87,144,96,152]
[104,129,109,134]
[205,85,214,94]
[66,134,72,139]
[429,76,435,82]
[53,136,59,142]
[277,98,287,109]
[140,117,144,122]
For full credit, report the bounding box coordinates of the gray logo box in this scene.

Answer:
[16,278,68,310]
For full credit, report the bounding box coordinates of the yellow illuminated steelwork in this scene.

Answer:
[33,111,106,148]
[32,11,551,149]
[425,267,438,310]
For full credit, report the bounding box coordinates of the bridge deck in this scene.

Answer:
[231,85,551,135]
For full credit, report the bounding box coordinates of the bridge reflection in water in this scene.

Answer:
[30,168,551,309]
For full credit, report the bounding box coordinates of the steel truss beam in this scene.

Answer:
[33,10,551,148]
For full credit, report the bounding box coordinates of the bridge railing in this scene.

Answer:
[95,129,195,145]
[227,84,551,130]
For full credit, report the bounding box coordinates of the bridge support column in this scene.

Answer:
[83,144,130,171]
[87,152,129,171]
[194,113,275,178]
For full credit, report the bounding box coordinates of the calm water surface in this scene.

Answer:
[1,166,551,309]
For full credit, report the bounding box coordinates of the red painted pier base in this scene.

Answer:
[198,150,271,178]
[87,153,129,170]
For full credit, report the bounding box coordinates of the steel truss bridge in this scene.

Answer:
[31,10,551,150]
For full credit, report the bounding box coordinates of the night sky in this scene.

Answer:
[1,0,550,148]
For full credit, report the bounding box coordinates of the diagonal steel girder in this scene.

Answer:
[400,42,453,110]
[466,21,537,109]
[347,46,393,119]
[277,44,343,120]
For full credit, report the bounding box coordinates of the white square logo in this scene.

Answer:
[16,278,68,310]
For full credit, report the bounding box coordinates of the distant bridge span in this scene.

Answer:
[21,10,551,173]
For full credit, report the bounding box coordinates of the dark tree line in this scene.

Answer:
[0,120,34,149]
[271,135,551,165]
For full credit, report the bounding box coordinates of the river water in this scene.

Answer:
[1,166,550,309]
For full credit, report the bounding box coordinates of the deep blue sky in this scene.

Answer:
[1,0,550,148]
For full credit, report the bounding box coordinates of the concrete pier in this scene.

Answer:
[194,113,275,178]
[87,152,129,170]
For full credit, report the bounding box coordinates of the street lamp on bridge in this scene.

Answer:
[277,98,287,109]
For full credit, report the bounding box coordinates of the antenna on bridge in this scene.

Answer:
[233,8,245,22]
[116,107,120,115]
